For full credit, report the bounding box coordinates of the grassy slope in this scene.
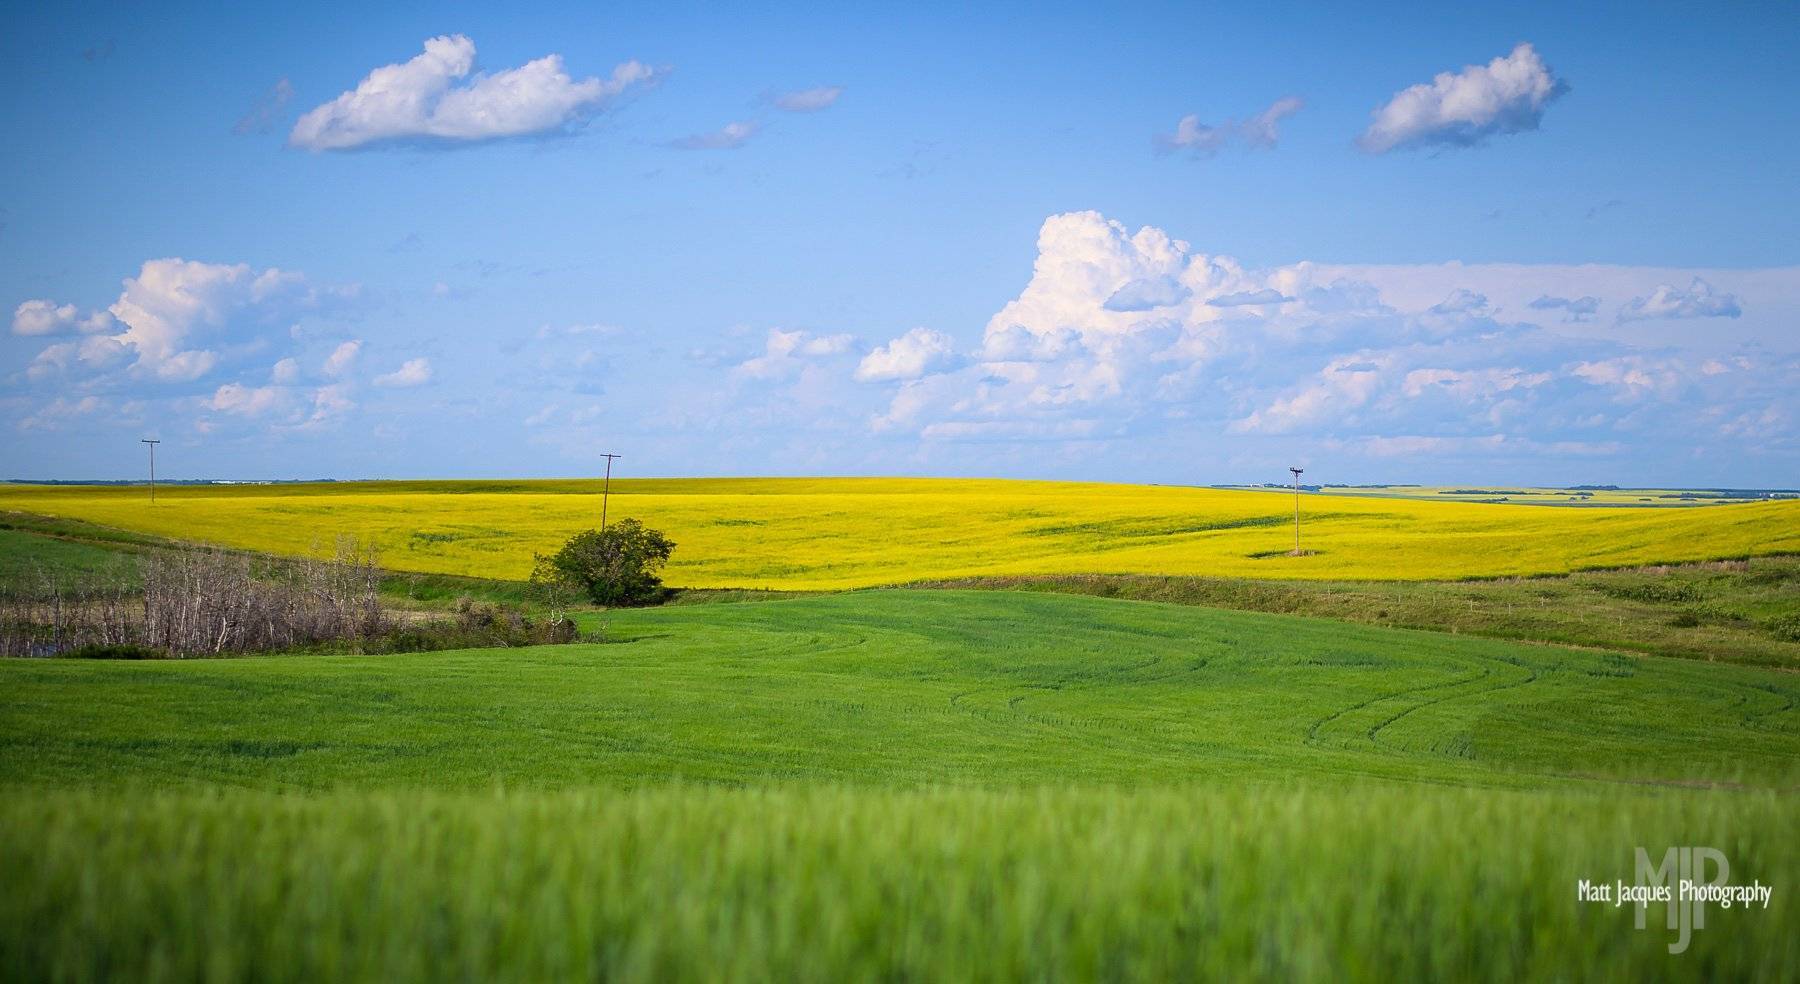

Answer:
[3,591,1797,980]
[920,556,1800,668]
[4,591,1796,789]
[3,478,1796,588]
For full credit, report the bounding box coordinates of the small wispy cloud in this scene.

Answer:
[1528,294,1600,322]
[1156,96,1304,157]
[234,78,295,135]
[669,120,760,150]
[375,357,433,387]
[772,86,843,112]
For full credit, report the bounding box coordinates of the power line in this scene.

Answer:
[599,453,621,529]
[141,439,161,504]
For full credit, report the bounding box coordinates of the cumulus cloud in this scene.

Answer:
[323,339,361,377]
[669,120,759,150]
[17,395,108,432]
[1571,356,1684,397]
[855,328,957,382]
[1358,43,1566,153]
[1617,278,1742,322]
[209,382,283,416]
[374,357,433,387]
[271,357,300,384]
[735,329,856,379]
[25,336,127,381]
[12,299,114,336]
[14,259,325,384]
[853,210,1800,470]
[289,35,658,151]
[1157,96,1304,156]
[102,259,311,381]
[1232,355,1390,434]
[308,384,355,423]
[1401,366,1551,400]
[773,86,843,112]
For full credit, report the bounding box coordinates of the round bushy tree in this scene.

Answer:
[532,519,676,606]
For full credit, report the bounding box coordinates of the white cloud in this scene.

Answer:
[1571,356,1683,396]
[1401,367,1551,400]
[1617,278,1742,322]
[308,384,355,423]
[800,334,854,356]
[13,300,76,336]
[12,299,113,336]
[271,357,300,384]
[374,357,433,387]
[17,395,108,432]
[289,35,658,151]
[670,120,759,150]
[1239,96,1306,148]
[855,328,957,382]
[858,211,1800,469]
[1353,433,1620,458]
[25,336,129,381]
[1358,43,1566,153]
[209,382,283,416]
[1233,355,1391,434]
[1157,96,1304,156]
[323,339,361,377]
[773,86,843,112]
[101,258,309,381]
[735,329,856,379]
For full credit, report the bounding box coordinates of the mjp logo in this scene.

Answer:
[1576,846,1774,955]
[1633,846,1729,955]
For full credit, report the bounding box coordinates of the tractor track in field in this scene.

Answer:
[1304,655,1492,750]
[1366,656,1541,751]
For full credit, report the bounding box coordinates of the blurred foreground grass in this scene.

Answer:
[3,785,1792,982]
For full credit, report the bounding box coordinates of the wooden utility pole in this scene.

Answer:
[1288,466,1305,554]
[142,439,161,504]
[599,453,621,528]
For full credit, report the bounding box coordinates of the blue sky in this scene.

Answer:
[4,1,1797,485]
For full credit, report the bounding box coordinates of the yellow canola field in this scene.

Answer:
[3,478,1796,590]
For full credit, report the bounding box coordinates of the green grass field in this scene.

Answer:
[6,591,1798,788]
[3,591,1796,979]
[7,786,1792,982]
[3,483,1798,980]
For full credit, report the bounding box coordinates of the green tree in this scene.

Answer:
[532,520,676,606]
